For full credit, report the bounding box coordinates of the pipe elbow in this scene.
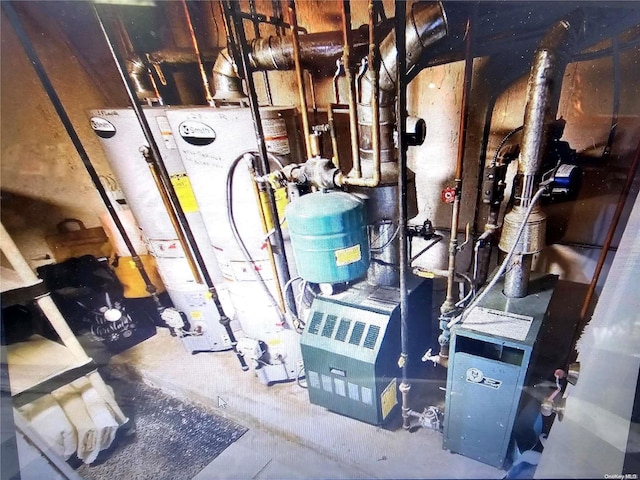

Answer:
[212,48,247,102]
[537,10,584,54]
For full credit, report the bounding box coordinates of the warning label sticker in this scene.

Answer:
[381,378,398,420]
[170,174,199,213]
[334,244,362,267]
[463,307,534,341]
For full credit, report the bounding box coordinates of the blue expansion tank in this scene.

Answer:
[286,190,369,284]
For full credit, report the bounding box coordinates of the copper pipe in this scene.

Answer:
[579,140,640,323]
[327,103,341,168]
[340,0,380,188]
[182,0,215,105]
[288,0,313,160]
[341,0,361,177]
[142,148,203,284]
[248,166,286,314]
[441,17,474,314]
[307,70,318,123]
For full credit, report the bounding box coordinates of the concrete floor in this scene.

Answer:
[110,329,504,480]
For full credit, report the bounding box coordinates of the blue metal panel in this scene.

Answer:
[443,274,557,469]
[445,352,524,468]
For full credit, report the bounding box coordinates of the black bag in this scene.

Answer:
[37,255,156,354]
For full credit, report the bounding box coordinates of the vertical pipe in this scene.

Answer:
[247,163,287,314]
[288,0,313,160]
[3,1,160,305]
[249,0,273,105]
[139,147,202,283]
[224,0,294,315]
[341,0,361,177]
[182,0,215,105]
[307,70,318,124]
[94,4,248,370]
[442,15,474,316]
[328,103,341,168]
[395,0,411,431]
[369,0,381,185]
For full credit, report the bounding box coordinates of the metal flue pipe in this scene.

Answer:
[341,2,447,188]
[500,12,583,298]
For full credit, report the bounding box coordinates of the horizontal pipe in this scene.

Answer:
[249,27,371,71]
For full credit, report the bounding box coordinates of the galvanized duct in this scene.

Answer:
[212,48,246,101]
[211,27,370,102]
[249,27,370,70]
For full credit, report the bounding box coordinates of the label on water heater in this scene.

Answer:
[178,121,216,146]
[90,117,116,138]
[263,118,290,155]
[149,239,184,258]
[156,116,177,150]
[170,174,199,213]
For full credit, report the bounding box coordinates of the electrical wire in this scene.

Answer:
[296,363,307,389]
[448,185,548,329]
[491,125,523,167]
[369,223,399,253]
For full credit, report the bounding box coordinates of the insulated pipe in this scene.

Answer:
[3,2,160,306]
[224,0,295,316]
[501,12,582,297]
[94,4,249,370]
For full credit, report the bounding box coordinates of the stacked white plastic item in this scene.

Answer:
[166,106,302,384]
[90,107,233,353]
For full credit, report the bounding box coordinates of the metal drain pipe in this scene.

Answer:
[94,4,249,371]
[395,0,412,431]
[3,2,161,307]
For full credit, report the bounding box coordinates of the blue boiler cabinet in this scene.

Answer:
[444,274,558,469]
